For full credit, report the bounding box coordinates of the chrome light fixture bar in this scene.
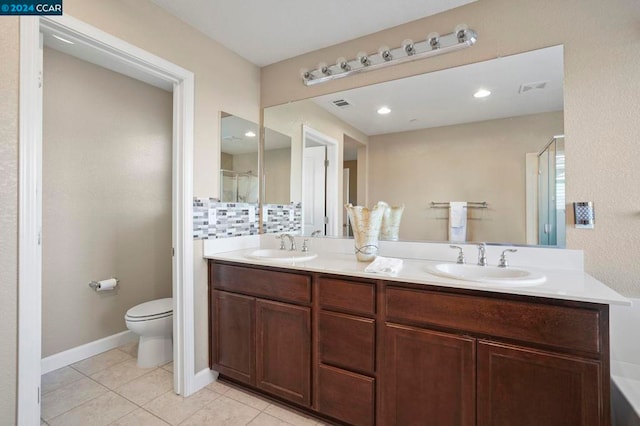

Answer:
[302,24,477,86]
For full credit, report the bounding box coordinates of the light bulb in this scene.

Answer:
[402,39,415,56]
[455,24,469,42]
[377,106,391,115]
[378,45,392,61]
[245,131,256,138]
[357,51,371,66]
[318,62,332,76]
[300,68,312,81]
[473,89,491,98]
[427,32,440,50]
[336,57,350,71]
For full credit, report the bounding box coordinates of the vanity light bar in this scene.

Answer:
[302,24,478,86]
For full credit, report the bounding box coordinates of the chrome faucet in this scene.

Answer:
[281,233,296,251]
[311,230,322,237]
[477,243,488,266]
[498,249,518,268]
[450,245,466,264]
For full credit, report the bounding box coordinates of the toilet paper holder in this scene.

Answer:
[88,278,119,291]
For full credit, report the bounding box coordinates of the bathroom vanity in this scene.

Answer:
[207,244,627,426]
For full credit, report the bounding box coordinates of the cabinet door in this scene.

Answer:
[256,299,311,406]
[317,364,374,426]
[382,324,475,426]
[211,290,255,385]
[477,341,603,426]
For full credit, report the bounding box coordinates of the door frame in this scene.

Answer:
[19,15,195,424]
[301,125,340,236]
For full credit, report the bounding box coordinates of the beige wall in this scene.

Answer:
[265,147,292,204]
[0,16,19,425]
[262,0,640,296]
[368,112,563,243]
[42,48,173,356]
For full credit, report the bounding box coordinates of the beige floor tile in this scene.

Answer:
[206,379,231,394]
[117,341,139,358]
[91,359,155,390]
[263,404,319,426]
[115,368,173,405]
[248,412,295,426]
[161,361,173,373]
[224,387,270,411]
[180,395,260,426]
[41,377,108,420]
[109,408,170,426]
[72,348,133,375]
[41,366,84,395]
[48,391,136,426]
[143,388,220,425]
[41,420,48,426]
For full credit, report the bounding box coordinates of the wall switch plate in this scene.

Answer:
[574,202,595,229]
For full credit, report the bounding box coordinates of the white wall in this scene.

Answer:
[42,48,173,357]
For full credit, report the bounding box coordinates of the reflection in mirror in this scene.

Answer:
[263,127,292,204]
[264,45,565,246]
[220,112,259,203]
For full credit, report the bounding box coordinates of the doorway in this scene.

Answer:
[301,126,339,237]
[19,15,195,424]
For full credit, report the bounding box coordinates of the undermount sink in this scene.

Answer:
[246,249,318,263]
[427,263,546,287]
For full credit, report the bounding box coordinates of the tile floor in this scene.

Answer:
[41,342,327,425]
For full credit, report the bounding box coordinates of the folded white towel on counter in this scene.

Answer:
[365,256,404,276]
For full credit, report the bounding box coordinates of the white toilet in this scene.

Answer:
[125,298,173,368]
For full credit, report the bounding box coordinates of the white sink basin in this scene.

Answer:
[246,249,318,263]
[427,263,546,287]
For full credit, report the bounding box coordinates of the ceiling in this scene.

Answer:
[222,114,291,155]
[150,0,476,66]
[310,45,564,136]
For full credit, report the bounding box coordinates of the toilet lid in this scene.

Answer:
[126,298,173,319]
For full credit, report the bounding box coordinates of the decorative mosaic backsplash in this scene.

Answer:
[193,198,259,239]
[262,203,302,234]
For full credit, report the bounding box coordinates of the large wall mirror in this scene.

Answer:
[263,45,566,247]
[220,112,259,203]
[263,128,293,204]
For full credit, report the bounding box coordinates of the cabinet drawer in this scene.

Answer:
[386,286,601,356]
[317,364,375,426]
[319,311,375,375]
[318,276,375,316]
[211,262,311,305]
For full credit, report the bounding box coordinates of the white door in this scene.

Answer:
[343,168,350,236]
[303,146,326,236]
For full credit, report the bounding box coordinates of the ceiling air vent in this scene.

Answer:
[519,81,548,94]
[331,99,352,108]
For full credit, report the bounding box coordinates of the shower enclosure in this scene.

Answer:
[538,135,565,246]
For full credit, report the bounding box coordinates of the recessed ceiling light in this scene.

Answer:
[473,89,491,98]
[377,106,391,115]
[51,34,74,44]
[244,131,256,138]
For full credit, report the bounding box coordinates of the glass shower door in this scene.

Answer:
[538,136,565,246]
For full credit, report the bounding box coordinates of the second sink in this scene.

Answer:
[427,263,546,287]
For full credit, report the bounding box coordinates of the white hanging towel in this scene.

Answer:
[448,201,467,242]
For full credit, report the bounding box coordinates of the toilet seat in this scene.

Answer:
[125,298,173,322]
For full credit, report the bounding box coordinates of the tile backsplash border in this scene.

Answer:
[193,198,302,240]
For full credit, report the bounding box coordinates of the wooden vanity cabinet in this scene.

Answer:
[209,262,312,406]
[382,284,610,426]
[209,261,611,426]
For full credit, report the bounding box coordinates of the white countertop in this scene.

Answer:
[204,245,631,306]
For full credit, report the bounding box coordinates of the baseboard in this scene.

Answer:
[41,330,137,374]
[193,367,218,393]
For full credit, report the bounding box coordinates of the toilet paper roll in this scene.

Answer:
[96,278,118,291]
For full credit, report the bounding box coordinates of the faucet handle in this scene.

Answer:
[498,249,518,268]
[450,245,466,264]
[275,234,286,250]
[301,238,310,252]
